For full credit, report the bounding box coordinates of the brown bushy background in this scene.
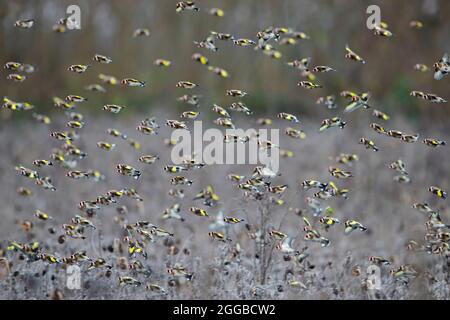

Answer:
[0,0,449,299]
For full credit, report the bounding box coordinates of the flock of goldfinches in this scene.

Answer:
[1,1,449,294]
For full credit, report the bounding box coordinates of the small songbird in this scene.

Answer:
[210,31,234,41]
[329,166,352,179]
[387,129,403,139]
[370,123,387,135]
[33,159,53,167]
[312,66,336,73]
[414,64,429,72]
[107,128,128,140]
[319,117,346,132]
[176,81,198,89]
[409,20,424,29]
[292,31,310,39]
[194,35,218,52]
[345,44,366,64]
[229,102,252,115]
[151,58,171,68]
[93,54,112,64]
[227,89,248,97]
[103,104,125,113]
[429,186,447,199]
[166,119,188,129]
[214,117,235,129]
[393,175,410,184]
[170,176,193,186]
[411,91,447,103]
[88,258,112,270]
[36,176,56,191]
[298,81,322,89]
[433,53,450,80]
[256,118,272,126]
[285,127,305,139]
[209,8,225,17]
[390,265,417,283]
[16,166,39,180]
[340,90,359,100]
[268,184,288,195]
[97,141,116,151]
[304,230,330,247]
[176,1,199,13]
[423,138,446,148]
[209,66,230,78]
[223,217,244,224]
[53,96,75,110]
[228,174,245,182]
[269,230,288,240]
[139,155,159,164]
[99,73,118,85]
[181,110,200,119]
[66,170,89,179]
[212,104,231,118]
[167,264,193,280]
[4,62,23,71]
[164,165,188,174]
[119,276,142,287]
[178,94,202,106]
[72,215,96,229]
[389,159,408,175]
[66,95,87,103]
[209,231,230,242]
[34,210,52,221]
[258,140,278,150]
[277,112,299,123]
[150,225,174,238]
[191,53,209,65]
[233,38,256,46]
[6,74,26,82]
[401,133,419,143]
[68,64,90,73]
[373,25,393,37]
[369,256,391,266]
[168,188,185,199]
[17,187,33,197]
[344,220,367,235]
[302,180,328,191]
[413,202,440,218]
[190,207,208,217]
[51,131,72,141]
[287,58,310,72]
[345,92,371,113]
[117,164,141,179]
[276,237,298,255]
[137,125,158,135]
[335,153,359,167]
[121,78,146,87]
[263,49,282,59]
[85,84,106,92]
[133,28,150,37]
[319,216,341,231]
[32,113,52,124]
[14,19,35,29]
[146,283,167,294]
[359,138,379,151]
[67,121,84,129]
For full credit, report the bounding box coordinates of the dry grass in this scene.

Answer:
[0,111,448,300]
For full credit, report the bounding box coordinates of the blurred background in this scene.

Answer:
[0,0,449,125]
